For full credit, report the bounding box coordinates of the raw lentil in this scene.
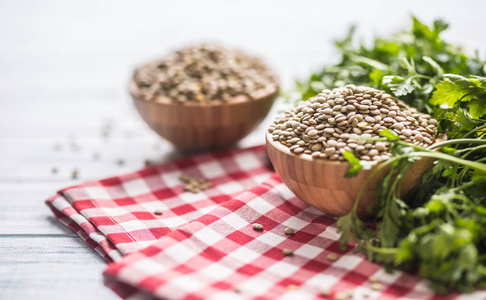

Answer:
[283,227,295,235]
[283,249,294,256]
[72,169,79,179]
[179,173,211,193]
[268,85,437,161]
[335,290,352,300]
[154,210,163,216]
[326,253,339,261]
[134,44,278,102]
[252,223,264,230]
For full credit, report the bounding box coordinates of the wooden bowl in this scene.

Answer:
[130,80,278,152]
[266,132,437,217]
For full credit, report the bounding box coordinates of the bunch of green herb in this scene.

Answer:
[291,17,486,293]
[291,17,485,114]
[339,118,486,292]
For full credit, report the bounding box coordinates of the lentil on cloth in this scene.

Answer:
[283,227,294,235]
[133,44,278,102]
[269,85,438,161]
[283,248,294,256]
[179,173,212,193]
[252,223,264,231]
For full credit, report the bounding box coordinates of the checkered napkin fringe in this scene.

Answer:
[46,145,484,300]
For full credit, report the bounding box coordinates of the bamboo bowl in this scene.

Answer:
[266,132,437,217]
[130,80,278,152]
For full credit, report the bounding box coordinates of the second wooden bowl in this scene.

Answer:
[130,80,278,152]
[266,132,436,217]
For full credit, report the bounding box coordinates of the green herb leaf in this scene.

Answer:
[379,129,399,140]
[423,56,444,77]
[431,74,486,118]
[343,151,362,177]
[370,69,383,85]
[383,75,416,96]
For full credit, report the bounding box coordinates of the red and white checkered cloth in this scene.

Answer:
[46,145,273,262]
[46,145,484,300]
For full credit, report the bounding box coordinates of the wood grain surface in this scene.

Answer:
[1,1,485,299]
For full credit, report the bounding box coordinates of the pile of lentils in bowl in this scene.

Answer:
[133,43,278,102]
[269,85,438,161]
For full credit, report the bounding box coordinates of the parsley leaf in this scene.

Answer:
[431,74,486,118]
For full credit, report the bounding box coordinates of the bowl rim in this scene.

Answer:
[129,78,279,107]
[266,131,446,166]
[266,131,347,166]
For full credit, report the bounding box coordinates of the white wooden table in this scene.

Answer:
[1,1,485,299]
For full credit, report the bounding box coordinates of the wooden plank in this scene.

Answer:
[0,118,269,236]
[0,96,280,141]
[0,105,275,181]
[0,97,137,132]
[0,181,77,235]
[0,236,118,300]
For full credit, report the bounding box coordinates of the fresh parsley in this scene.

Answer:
[291,16,486,293]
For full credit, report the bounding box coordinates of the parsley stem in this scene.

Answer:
[365,242,398,255]
[464,124,486,138]
[427,139,486,150]
[353,149,486,216]
[353,154,409,213]
[414,74,433,80]
[457,144,486,156]
[408,152,486,173]
[452,178,486,192]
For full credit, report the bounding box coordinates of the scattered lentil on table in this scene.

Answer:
[269,85,438,161]
[144,159,152,167]
[133,44,278,102]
